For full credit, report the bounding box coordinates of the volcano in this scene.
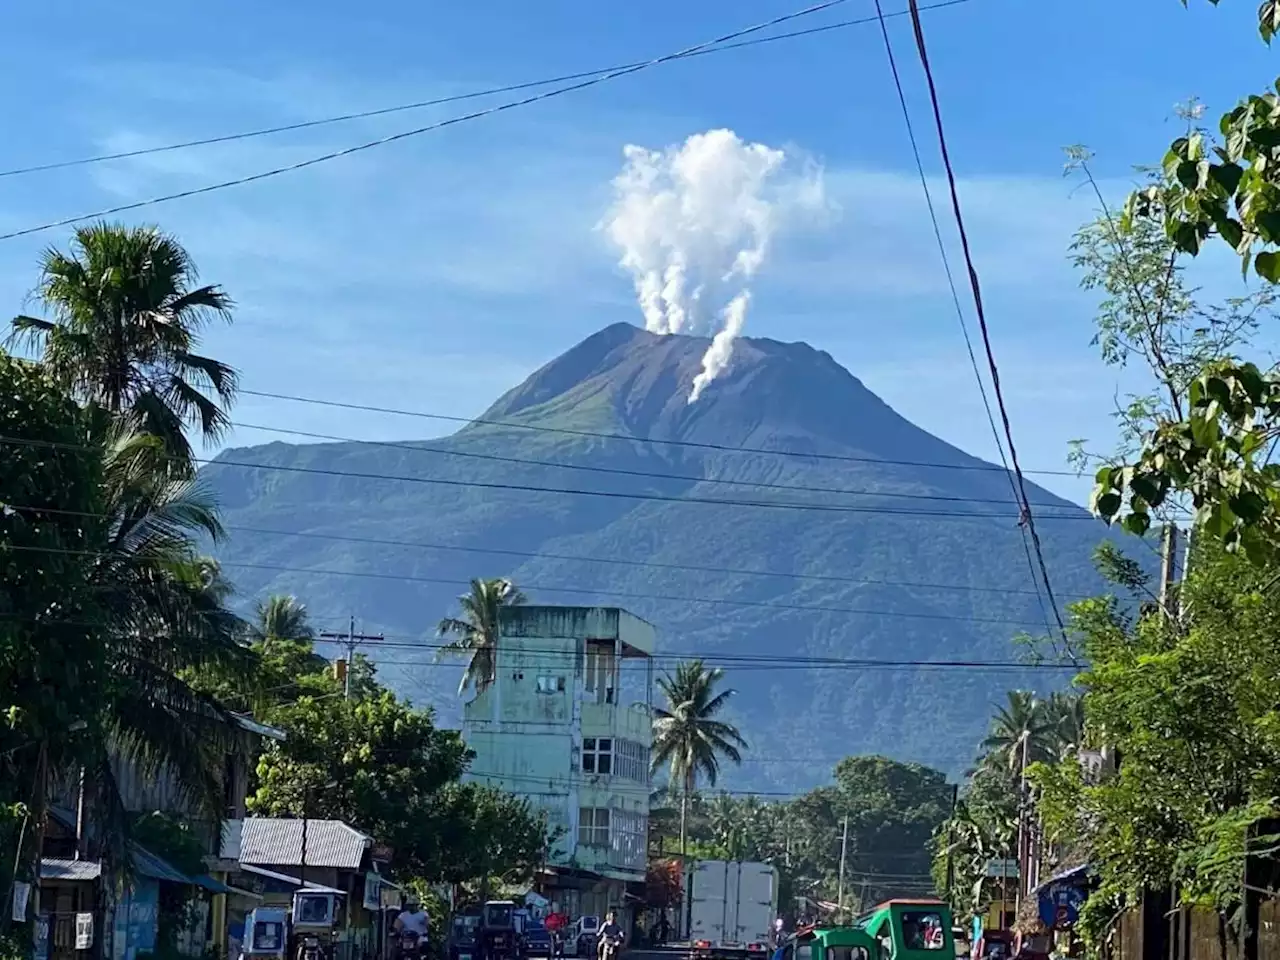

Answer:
[202,323,1121,786]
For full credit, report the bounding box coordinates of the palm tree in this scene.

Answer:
[77,423,251,854]
[650,659,748,865]
[250,595,316,647]
[980,690,1055,772]
[1043,691,1086,761]
[9,222,238,470]
[437,578,526,694]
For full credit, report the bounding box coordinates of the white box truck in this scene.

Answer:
[685,860,779,960]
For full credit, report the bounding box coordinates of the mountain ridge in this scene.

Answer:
[204,322,1116,786]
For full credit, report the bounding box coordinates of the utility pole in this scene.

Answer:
[319,616,384,699]
[1015,732,1030,908]
[944,783,958,907]
[1159,523,1180,622]
[836,816,849,916]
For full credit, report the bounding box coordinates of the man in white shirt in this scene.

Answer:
[395,898,430,938]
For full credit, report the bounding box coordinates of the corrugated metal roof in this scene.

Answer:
[41,859,103,881]
[236,818,371,869]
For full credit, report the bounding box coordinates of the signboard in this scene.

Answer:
[1038,878,1086,930]
[985,859,1019,879]
[11,881,29,923]
[33,914,50,960]
[75,913,95,950]
[364,873,381,911]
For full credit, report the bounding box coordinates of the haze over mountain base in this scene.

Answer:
[203,322,1123,787]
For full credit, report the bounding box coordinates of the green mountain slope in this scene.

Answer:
[202,322,1124,787]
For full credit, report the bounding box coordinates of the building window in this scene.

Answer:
[579,807,610,847]
[615,740,648,783]
[536,675,565,694]
[582,738,613,775]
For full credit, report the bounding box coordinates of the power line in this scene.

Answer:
[2,614,1081,671]
[0,433,1095,521]
[0,477,1096,596]
[231,418,1073,510]
[0,541,1061,629]
[237,387,1083,479]
[0,1,977,181]
[187,520,1096,599]
[903,0,1069,640]
[869,0,1055,641]
[0,0,853,243]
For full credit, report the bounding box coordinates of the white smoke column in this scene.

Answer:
[602,129,827,401]
[689,292,750,403]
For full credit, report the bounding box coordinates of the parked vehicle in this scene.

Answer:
[242,907,288,960]
[570,917,600,958]
[776,924,879,960]
[479,901,524,960]
[522,919,552,958]
[448,911,482,960]
[686,860,779,960]
[291,891,340,960]
[856,899,956,960]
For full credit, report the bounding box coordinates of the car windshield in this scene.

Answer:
[486,905,513,927]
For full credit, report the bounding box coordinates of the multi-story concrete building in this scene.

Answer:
[462,605,655,920]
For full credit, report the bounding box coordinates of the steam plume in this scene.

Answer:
[602,128,827,402]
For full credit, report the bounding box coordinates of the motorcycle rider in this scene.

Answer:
[395,897,430,959]
[545,906,570,959]
[597,912,624,960]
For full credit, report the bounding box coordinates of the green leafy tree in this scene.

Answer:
[650,659,748,862]
[1054,5,1280,553]
[0,352,105,924]
[437,578,526,695]
[2,350,248,871]
[250,676,550,882]
[8,222,238,470]
[1027,536,1280,942]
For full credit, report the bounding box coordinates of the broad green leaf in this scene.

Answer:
[1210,162,1245,197]
[1121,512,1151,537]
[1255,250,1280,282]
[1094,491,1123,519]
[1218,217,1246,250]
[1228,490,1269,523]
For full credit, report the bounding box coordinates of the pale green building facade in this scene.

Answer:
[462,606,655,922]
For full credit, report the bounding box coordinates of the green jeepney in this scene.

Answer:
[778,925,879,960]
[856,899,956,960]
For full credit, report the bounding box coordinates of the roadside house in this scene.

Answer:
[218,818,395,960]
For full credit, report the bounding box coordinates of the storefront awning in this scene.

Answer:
[192,874,235,894]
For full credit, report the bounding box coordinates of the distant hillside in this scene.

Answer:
[202,322,1128,788]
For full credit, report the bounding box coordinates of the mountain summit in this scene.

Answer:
[477,322,994,470]
[204,323,1113,785]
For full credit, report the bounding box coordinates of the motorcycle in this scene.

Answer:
[297,935,324,960]
[401,931,424,960]
[597,931,623,960]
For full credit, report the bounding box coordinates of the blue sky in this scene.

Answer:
[2,0,1277,504]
